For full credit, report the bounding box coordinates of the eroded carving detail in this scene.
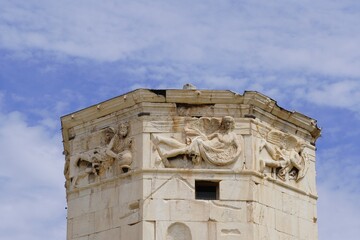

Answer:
[69,123,133,188]
[258,130,309,182]
[153,116,241,167]
[167,222,192,240]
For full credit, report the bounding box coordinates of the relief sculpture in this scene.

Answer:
[167,222,192,240]
[153,116,241,167]
[69,123,133,188]
[258,130,309,182]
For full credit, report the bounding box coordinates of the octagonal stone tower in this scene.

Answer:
[61,87,320,240]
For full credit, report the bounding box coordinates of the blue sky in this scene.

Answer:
[0,1,359,239]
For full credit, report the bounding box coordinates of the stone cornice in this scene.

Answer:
[61,89,321,149]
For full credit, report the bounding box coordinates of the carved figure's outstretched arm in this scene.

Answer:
[207,132,219,140]
[105,135,119,159]
[185,126,208,140]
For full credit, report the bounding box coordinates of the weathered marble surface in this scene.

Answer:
[61,87,320,240]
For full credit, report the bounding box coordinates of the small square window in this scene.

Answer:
[195,180,219,200]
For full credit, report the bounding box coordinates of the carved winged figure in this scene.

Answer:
[259,130,308,182]
[69,123,133,187]
[153,116,241,167]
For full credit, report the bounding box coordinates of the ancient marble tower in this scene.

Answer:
[61,86,320,240]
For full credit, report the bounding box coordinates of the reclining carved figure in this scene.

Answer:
[153,116,241,167]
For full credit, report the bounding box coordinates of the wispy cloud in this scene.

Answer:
[1,1,360,75]
[2,1,360,113]
[316,136,360,240]
[308,80,360,110]
[318,184,360,240]
[0,111,66,240]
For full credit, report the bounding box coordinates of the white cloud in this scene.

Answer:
[1,0,360,77]
[318,184,360,240]
[2,0,360,117]
[316,143,360,240]
[0,111,66,240]
[307,80,360,109]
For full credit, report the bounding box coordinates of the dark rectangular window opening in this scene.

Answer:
[195,180,219,200]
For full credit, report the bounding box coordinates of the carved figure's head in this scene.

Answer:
[104,127,115,142]
[221,116,235,131]
[118,123,129,137]
[295,142,306,152]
